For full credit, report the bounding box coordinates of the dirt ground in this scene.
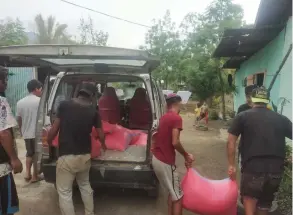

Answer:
[14,115,230,215]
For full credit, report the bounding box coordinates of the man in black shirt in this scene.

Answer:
[48,83,106,215]
[227,86,292,215]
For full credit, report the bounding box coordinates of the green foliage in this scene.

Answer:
[78,16,109,46]
[34,14,73,44]
[142,0,243,102]
[0,18,28,46]
[276,144,292,214]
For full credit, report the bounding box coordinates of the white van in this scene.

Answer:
[0,45,166,196]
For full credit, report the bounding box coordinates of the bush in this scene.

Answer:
[276,144,292,214]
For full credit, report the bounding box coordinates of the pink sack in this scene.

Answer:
[51,128,102,158]
[181,168,238,215]
[131,133,148,146]
[105,125,132,151]
[91,135,101,158]
[129,130,146,145]
[102,121,116,134]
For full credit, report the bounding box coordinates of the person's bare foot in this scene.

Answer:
[30,174,44,183]
[24,174,32,182]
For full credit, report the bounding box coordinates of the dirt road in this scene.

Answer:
[15,115,229,215]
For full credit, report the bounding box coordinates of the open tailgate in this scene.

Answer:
[0,45,160,73]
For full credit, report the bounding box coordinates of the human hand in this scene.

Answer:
[228,165,236,180]
[184,153,194,168]
[11,158,23,174]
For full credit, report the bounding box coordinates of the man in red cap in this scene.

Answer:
[152,93,194,215]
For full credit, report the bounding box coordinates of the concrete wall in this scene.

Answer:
[234,17,292,121]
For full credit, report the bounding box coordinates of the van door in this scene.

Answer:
[34,75,50,173]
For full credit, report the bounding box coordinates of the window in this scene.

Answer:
[52,81,74,114]
[245,72,266,87]
[107,82,144,100]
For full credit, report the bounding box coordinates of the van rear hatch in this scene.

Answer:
[0,45,161,172]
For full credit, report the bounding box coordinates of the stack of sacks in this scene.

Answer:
[181,168,238,215]
[129,130,148,146]
[52,121,117,158]
[52,121,148,157]
[104,124,132,151]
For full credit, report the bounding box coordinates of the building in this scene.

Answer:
[213,0,292,121]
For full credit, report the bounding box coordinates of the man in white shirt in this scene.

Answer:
[0,66,22,215]
[16,79,42,183]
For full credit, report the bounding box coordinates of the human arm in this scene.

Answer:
[16,102,22,135]
[94,111,106,151]
[0,129,23,173]
[227,115,242,179]
[47,118,60,146]
[47,102,63,145]
[0,97,22,173]
[171,116,194,165]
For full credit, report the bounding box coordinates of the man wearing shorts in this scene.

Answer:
[16,79,42,183]
[152,93,194,215]
[0,66,23,215]
[227,86,292,215]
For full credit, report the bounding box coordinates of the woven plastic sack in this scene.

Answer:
[52,128,101,158]
[105,125,132,151]
[181,168,238,215]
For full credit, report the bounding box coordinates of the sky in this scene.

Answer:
[0,0,261,49]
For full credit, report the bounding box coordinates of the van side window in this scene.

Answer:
[52,81,74,114]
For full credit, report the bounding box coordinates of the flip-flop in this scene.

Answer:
[30,175,44,183]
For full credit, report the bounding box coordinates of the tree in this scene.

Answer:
[142,0,244,119]
[78,16,108,46]
[143,10,183,89]
[34,14,72,44]
[181,0,244,118]
[0,18,28,46]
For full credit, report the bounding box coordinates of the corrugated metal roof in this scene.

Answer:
[213,25,284,58]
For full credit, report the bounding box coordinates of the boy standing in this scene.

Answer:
[16,79,42,183]
[152,93,194,215]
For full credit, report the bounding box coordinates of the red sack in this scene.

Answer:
[181,168,238,215]
[91,134,101,158]
[105,125,132,151]
[131,132,147,146]
[129,130,144,145]
[52,133,59,148]
[102,120,116,134]
[51,129,102,158]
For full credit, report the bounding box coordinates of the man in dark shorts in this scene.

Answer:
[227,86,292,215]
[47,83,106,215]
[16,79,42,183]
[0,66,23,215]
[152,93,194,215]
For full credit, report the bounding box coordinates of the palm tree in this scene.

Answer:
[34,14,73,44]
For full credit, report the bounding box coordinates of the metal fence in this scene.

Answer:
[6,67,35,115]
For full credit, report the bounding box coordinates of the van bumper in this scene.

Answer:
[42,161,158,190]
